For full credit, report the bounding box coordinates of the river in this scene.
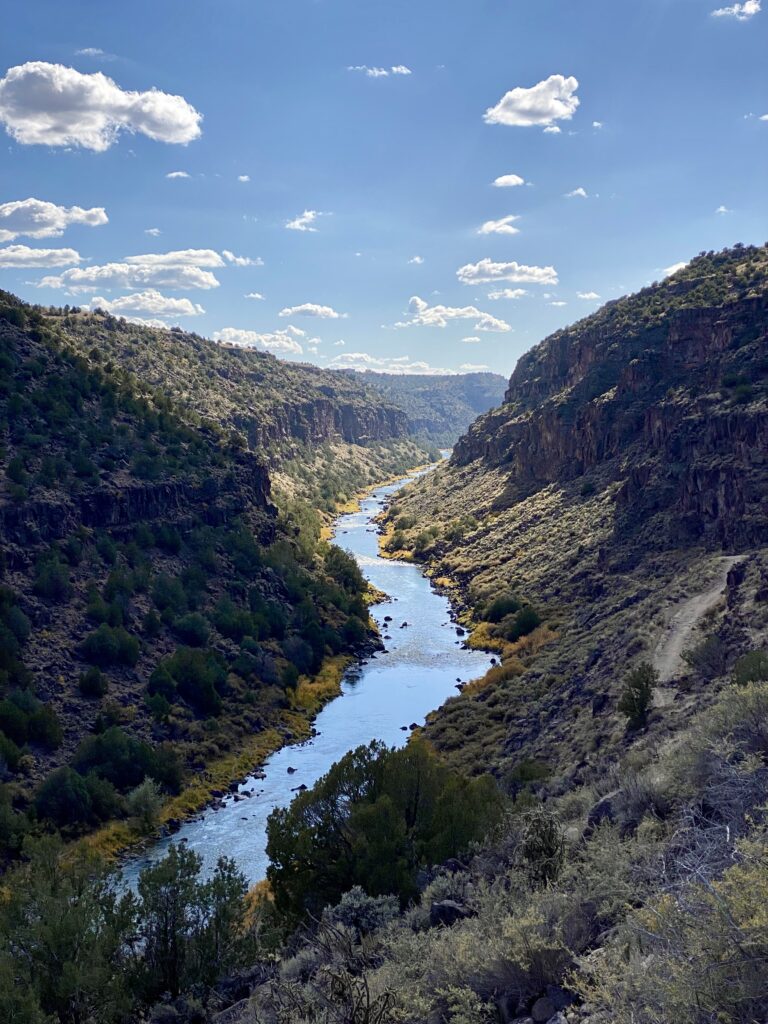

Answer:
[121,467,493,888]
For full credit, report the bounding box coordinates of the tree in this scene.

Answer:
[618,662,657,727]
[126,778,163,834]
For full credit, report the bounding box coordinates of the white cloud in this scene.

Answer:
[0,62,202,151]
[145,227,161,236]
[286,209,324,232]
[122,317,169,329]
[492,173,525,188]
[86,290,205,317]
[222,249,263,267]
[712,1,760,19]
[488,288,527,300]
[245,291,264,300]
[577,291,600,300]
[0,244,82,267]
[663,261,689,277]
[213,325,306,355]
[478,214,520,236]
[484,75,579,128]
[543,125,562,135]
[278,303,347,319]
[124,248,225,268]
[565,187,588,198]
[459,363,489,371]
[166,170,190,179]
[549,300,568,307]
[457,257,558,287]
[75,48,106,57]
[408,255,424,264]
[333,339,345,346]
[39,262,220,291]
[396,295,511,333]
[715,204,732,214]
[461,336,481,344]
[0,197,108,242]
[328,351,456,374]
[237,174,250,183]
[593,120,604,129]
[347,65,412,78]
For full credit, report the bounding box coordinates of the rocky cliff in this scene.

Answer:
[455,248,768,551]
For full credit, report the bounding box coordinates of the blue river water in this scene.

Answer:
[121,468,493,887]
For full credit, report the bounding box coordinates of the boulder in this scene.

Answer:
[429,899,471,928]
[531,997,556,1023]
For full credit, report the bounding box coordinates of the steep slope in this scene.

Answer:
[384,243,768,777]
[0,292,375,853]
[342,370,508,445]
[50,309,430,511]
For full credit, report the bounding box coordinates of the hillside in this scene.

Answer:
[0,291,377,857]
[342,369,507,446]
[384,243,768,774]
[49,309,432,513]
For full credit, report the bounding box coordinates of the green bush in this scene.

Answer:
[80,624,139,667]
[733,650,768,686]
[79,666,109,698]
[151,648,226,717]
[33,553,72,602]
[485,594,521,623]
[618,661,657,726]
[173,612,210,647]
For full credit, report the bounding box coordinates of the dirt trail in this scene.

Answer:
[653,556,743,684]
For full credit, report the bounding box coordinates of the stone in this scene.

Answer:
[429,899,471,928]
[531,997,556,1023]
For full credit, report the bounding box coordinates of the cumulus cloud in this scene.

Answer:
[396,295,511,333]
[716,204,732,214]
[593,120,604,129]
[286,209,324,232]
[663,261,689,277]
[549,300,567,307]
[0,197,108,242]
[478,214,520,236]
[459,363,489,371]
[493,173,525,188]
[484,74,579,128]
[577,291,601,300]
[0,244,82,267]
[166,170,190,179]
[145,227,161,236]
[0,62,202,151]
[213,325,307,355]
[565,187,588,198]
[712,1,760,18]
[245,291,264,300]
[222,249,262,267]
[461,336,481,344]
[123,248,225,268]
[333,340,345,346]
[39,262,220,291]
[328,351,458,375]
[409,255,424,264]
[86,290,205,317]
[237,174,250,182]
[543,125,562,135]
[488,288,527,300]
[279,303,346,319]
[347,65,412,78]
[457,258,558,287]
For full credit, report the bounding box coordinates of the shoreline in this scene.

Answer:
[83,465,430,866]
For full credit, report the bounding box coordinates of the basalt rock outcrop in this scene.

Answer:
[454,247,768,551]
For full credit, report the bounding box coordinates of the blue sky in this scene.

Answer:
[0,0,766,376]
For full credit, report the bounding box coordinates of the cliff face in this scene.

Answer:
[454,256,768,551]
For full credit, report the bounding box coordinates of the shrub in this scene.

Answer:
[152,648,226,717]
[80,624,140,667]
[682,634,727,679]
[34,767,92,827]
[618,662,657,727]
[485,594,521,623]
[79,666,109,698]
[33,554,72,602]
[498,605,541,642]
[173,612,210,647]
[127,778,163,833]
[521,806,566,885]
[733,650,768,686]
